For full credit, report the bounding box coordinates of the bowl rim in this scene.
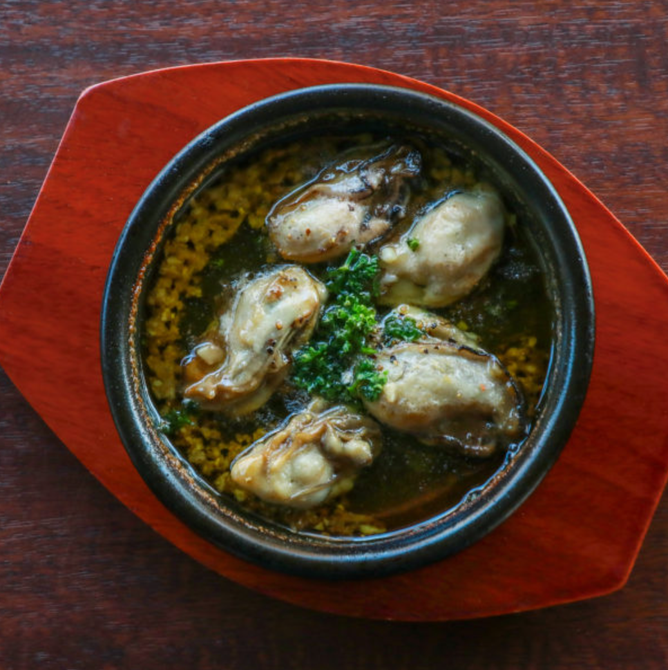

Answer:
[101,83,595,579]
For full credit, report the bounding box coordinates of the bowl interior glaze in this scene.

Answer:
[101,84,594,579]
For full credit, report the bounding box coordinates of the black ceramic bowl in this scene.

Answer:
[101,84,594,579]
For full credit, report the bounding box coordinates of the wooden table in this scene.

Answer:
[1,2,667,668]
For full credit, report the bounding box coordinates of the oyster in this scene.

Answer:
[364,324,524,457]
[231,402,382,508]
[378,185,505,307]
[183,266,326,414]
[382,304,482,349]
[266,143,421,263]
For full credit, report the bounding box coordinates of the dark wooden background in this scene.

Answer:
[2,2,667,668]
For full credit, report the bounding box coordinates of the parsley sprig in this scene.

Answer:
[382,313,424,342]
[291,249,387,403]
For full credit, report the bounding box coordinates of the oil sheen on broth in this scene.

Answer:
[142,130,551,536]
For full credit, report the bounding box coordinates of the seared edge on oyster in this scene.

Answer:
[230,401,383,508]
[378,184,505,307]
[183,266,326,414]
[266,143,422,263]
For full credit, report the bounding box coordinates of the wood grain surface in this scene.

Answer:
[1,2,667,669]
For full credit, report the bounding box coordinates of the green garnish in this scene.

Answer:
[292,248,386,403]
[324,247,381,300]
[383,314,424,342]
[162,409,193,434]
[161,400,199,435]
[347,358,388,402]
[407,237,420,251]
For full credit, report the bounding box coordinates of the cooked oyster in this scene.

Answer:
[378,185,505,307]
[267,143,421,263]
[364,337,524,458]
[231,403,382,508]
[183,266,326,414]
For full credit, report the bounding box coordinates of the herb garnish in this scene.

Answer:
[383,314,424,342]
[407,237,420,251]
[161,400,200,435]
[348,358,388,400]
[292,248,387,403]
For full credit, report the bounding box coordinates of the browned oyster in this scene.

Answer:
[183,266,326,414]
[364,324,524,458]
[266,143,421,263]
[231,402,382,508]
[379,185,505,307]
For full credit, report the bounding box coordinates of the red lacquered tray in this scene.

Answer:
[1,59,667,621]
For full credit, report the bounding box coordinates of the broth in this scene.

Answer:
[142,131,551,536]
